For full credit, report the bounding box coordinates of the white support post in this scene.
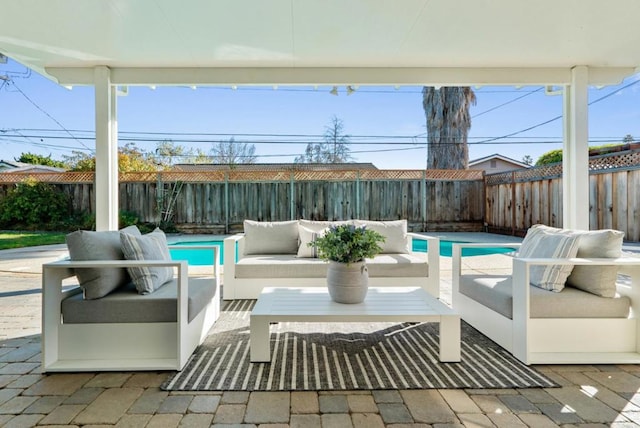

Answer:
[94,66,119,231]
[562,65,590,230]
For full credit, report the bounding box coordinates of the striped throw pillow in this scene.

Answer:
[120,228,174,294]
[297,226,328,258]
[518,229,581,292]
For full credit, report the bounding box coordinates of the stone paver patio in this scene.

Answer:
[1,235,640,427]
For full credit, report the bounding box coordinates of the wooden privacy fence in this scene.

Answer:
[0,169,486,234]
[3,148,638,241]
[484,147,640,241]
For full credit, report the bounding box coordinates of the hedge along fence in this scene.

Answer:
[0,169,485,234]
[484,147,640,241]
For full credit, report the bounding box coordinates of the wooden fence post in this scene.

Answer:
[356,171,361,219]
[224,172,229,234]
[290,172,295,220]
[511,171,516,236]
[422,170,427,231]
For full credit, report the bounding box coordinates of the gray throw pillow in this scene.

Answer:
[66,225,141,299]
[120,228,174,294]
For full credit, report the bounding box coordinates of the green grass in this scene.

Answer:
[0,231,66,250]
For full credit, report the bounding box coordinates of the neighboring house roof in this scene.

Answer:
[468,154,530,169]
[0,160,66,173]
[0,160,29,170]
[173,163,379,172]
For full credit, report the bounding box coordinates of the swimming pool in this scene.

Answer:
[169,239,516,266]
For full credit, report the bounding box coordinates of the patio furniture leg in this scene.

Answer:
[439,315,461,362]
[250,315,271,362]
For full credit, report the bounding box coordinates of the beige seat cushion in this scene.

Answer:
[61,276,217,324]
[459,274,630,319]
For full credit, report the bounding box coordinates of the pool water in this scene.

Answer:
[170,239,516,266]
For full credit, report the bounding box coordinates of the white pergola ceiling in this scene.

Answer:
[1,0,639,86]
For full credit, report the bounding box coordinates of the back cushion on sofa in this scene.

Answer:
[566,229,624,297]
[354,220,410,254]
[523,224,624,297]
[66,225,141,299]
[243,220,299,255]
[299,219,351,233]
[120,228,175,295]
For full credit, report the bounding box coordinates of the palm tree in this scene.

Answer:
[422,87,476,169]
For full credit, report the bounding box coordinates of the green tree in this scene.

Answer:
[623,134,634,143]
[422,87,476,169]
[522,155,533,166]
[63,143,159,172]
[535,149,563,166]
[295,116,352,163]
[15,152,67,168]
[63,151,95,171]
[210,137,257,165]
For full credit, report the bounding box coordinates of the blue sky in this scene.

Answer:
[1,59,639,169]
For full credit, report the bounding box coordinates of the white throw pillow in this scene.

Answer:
[120,228,174,295]
[354,220,409,254]
[243,220,299,255]
[518,229,581,292]
[296,225,328,258]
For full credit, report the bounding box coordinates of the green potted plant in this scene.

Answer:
[311,224,385,303]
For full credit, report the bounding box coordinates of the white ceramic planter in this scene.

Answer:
[326,260,369,304]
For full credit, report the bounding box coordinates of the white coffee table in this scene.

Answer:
[250,286,460,363]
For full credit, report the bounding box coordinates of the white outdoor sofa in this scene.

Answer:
[452,225,640,365]
[223,219,440,300]
[42,228,220,372]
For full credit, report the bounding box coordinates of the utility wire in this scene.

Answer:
[476,78,640,144]
[8,79,93,152]
[472,87,544,119]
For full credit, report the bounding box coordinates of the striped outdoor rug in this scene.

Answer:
[162,300,557,391]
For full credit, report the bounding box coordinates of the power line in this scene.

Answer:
[476,78,640,144]
[7,79,94,152]
[1,132,629,146]
[472,87,544,119]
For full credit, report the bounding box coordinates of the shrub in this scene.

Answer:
[0,178,70,230]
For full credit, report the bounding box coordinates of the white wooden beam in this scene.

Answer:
[45,66,635,87]
[562,66,590,230]
[94,66,119,231]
